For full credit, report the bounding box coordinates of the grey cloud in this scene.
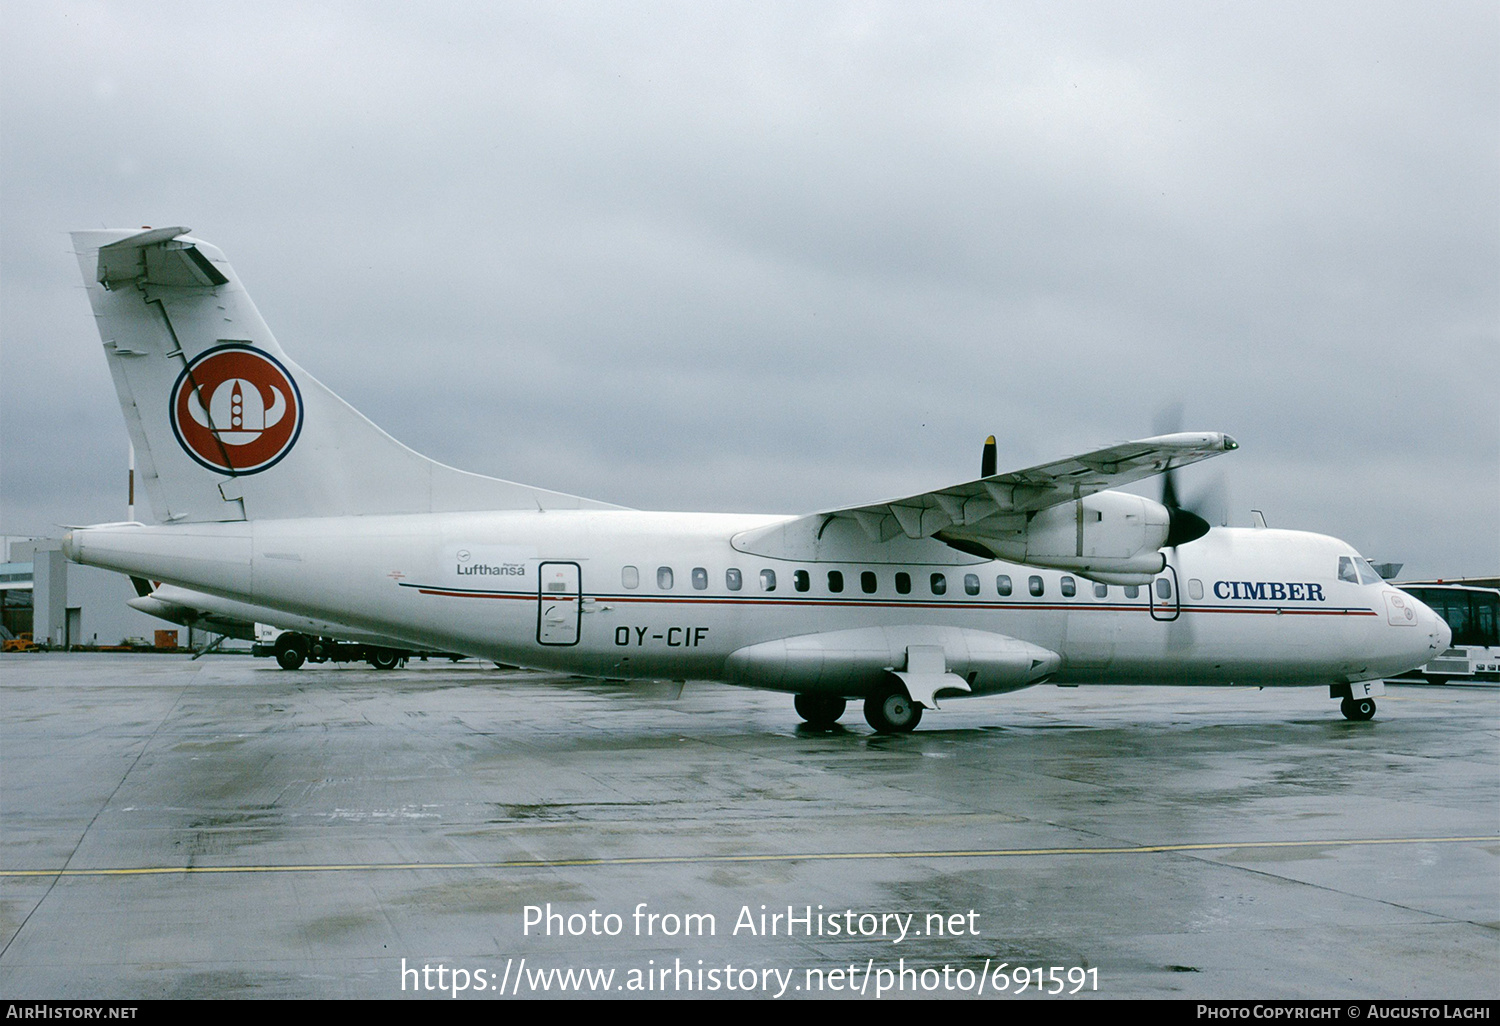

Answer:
[2,1,1495,580]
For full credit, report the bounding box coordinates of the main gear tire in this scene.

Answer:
[864,684,922,733]
[794,694,847,728]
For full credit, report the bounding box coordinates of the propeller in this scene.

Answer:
[1153,404,1229,548]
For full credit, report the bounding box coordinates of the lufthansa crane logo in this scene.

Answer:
[169,344,303,474]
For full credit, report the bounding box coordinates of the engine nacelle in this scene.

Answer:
[985,490,1170,576]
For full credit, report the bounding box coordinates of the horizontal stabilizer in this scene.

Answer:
[96,227,228,289]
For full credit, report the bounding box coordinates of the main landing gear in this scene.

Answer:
[1340,696,1376,721]
[794,694,847,729]
[863,682,922,734]
[795,682,926,734]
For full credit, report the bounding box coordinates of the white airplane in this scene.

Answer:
[61,227,1450,731]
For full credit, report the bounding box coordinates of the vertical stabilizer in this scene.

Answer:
[73,228,620,523]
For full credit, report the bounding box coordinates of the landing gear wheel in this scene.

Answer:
[1341,696,1376,721]
[275,646,305,671]
[368,648,401,670]
[864,684,922,734]
[794,694,847,728]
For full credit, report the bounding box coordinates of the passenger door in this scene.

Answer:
[1149,565,1181,622]
[537,562,581,645]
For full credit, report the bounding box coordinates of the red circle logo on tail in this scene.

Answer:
[169,344,303,474]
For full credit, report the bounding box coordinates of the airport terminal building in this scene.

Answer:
[1,537,183,649]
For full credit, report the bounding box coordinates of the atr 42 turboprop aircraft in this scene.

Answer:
[62,227,1449,731]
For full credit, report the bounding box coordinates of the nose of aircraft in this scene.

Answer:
[1426,601,1453,654]
[1406,594,1451,659]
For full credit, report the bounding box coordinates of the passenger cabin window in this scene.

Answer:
[861,571,878,594]
[726,568,742,591]
[1156,578,1173,600]
[997,575,1013,596]
[622,565,639,589]
[964,573,980,596]
[793,570,810,592]
[1188,578,1204,600]
[930,573,947,596]
[1094,582,1108,598]
[760,569,777,591]
[894,572,911,594]
[828,570,844,593]
[1061,576,1076,598]
[1125,585,1140,599]
[1029,575,1044,597]
[692,567,708,590]
[657,567,674,589]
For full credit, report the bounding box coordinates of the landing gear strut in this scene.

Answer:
[794,694,847,728]
[1340,696,1376,721]
[864,682,922,734]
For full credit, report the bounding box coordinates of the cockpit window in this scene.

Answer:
[1340,555,1383,586]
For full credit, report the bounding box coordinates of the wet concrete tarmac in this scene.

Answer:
[1,654,1495,999]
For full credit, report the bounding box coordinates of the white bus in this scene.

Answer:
[1389,582,1499,685]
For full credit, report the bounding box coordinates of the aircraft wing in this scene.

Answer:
[812,432,1237,544]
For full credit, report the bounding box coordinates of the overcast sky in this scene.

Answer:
[2,1,1496,580]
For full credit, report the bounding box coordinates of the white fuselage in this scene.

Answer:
[64,512,1449,696]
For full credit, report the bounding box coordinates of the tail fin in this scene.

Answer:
[73,228,619,523]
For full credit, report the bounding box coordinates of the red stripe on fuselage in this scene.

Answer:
[398,583,1377,616]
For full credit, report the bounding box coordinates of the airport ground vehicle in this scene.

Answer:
[1389,583,1499,685]
[252,624,411,670]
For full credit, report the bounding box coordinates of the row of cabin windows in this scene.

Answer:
[619,565,1187,601]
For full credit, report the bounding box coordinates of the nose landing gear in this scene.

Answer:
[1340,696,1376,721]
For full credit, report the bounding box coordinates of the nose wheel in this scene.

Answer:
[1340,696,1376,721]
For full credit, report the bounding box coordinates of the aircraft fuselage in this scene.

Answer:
[65,513,1446,694]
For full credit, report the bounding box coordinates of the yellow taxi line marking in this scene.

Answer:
[3,835,1494,878]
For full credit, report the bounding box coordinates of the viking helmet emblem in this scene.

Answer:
[170,344,303,474]
[188,378,288,445]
